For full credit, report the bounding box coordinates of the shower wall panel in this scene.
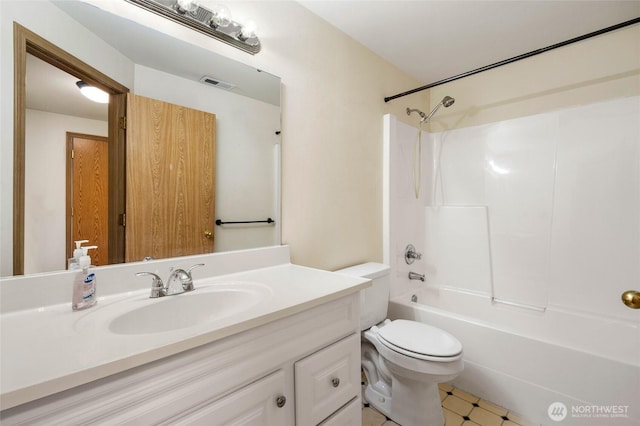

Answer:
[383,115,432,298]
[419,95,639,321]
[426,114,558,309]
[424,206,492,295]
[483,114,558,309]
[550,96,640,320]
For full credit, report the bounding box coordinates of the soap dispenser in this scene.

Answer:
[68,239,89,270]
[72,245,98,311]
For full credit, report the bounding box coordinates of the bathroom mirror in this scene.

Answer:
[1,0,281,277]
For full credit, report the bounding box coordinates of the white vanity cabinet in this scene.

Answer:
[0,293,361,426]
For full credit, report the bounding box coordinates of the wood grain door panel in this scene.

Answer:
[67,133,109,266]
[125,94,215,262]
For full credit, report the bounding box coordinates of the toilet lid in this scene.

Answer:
[377,320,462,358]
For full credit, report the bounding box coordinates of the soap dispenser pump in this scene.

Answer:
[68,240,89,270]
[72,245,98,311]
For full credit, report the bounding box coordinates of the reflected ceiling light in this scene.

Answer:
[75,81,109,103]
[209,4,232,28]
[126,0,261,54]
[238,20,258,41]
[175,0,198,14]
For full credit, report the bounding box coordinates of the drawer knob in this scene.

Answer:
[276,395,286,408]
[331,377,340,388]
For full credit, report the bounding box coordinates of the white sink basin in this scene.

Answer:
[77,282,272,336]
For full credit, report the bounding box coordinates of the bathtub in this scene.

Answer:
[387,287,640,426]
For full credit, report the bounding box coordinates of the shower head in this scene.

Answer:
[407,96,456,123]
[442,96,455,108]
[422,95,456,123]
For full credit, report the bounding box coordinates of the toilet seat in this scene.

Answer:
[377,320,462,362]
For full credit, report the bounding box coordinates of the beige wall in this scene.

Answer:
[271,6,429,270]
[427,24,640,132]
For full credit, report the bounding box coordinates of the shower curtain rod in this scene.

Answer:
[384,17,640,103]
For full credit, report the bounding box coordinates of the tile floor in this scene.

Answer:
[362,382,535,426]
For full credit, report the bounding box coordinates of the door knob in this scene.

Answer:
[621,290,640,309]
[203,230,213,239]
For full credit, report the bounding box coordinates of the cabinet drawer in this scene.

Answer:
[295,334,360,425]
[319,396,362,426]
[168,370,290,425]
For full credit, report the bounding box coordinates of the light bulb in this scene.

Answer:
[76,81,109,104]
[210,4,232,28]
[239,19,258,40]
[176,0,198,14]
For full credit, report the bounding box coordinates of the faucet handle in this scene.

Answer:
[136,272,166,298]
[404,244,422,264]
[187,263,204,275]
[182,263,204,292]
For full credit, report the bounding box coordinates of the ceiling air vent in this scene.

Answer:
[199,76,235,91]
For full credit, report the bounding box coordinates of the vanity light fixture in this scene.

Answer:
[126,0,261,55]
[75,81,109,103]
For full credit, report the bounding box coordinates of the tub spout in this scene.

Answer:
[408,272,425,282]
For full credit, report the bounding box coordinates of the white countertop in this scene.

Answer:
[0,263,369,410]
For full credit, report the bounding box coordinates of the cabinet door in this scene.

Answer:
[173,370,290,425]
[295,334,360,425]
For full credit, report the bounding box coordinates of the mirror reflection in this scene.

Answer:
[3,0,281,277]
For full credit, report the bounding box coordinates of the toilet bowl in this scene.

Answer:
[336,263,464,426]
[363,319,463,426]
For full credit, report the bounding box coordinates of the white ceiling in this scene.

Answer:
[26,54,108,122]
[299,1,640,89]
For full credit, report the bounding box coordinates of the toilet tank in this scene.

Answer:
[335,262,390,330]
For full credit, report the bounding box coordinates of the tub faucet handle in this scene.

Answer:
[405,244,422,264]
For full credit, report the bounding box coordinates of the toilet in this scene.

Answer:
[337,262,463,426]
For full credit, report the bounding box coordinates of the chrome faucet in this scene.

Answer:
[166,264,204,295]
[136,263,204,298]
[404,244,422,264]
[135,272,167,298]
[408,271,425,282]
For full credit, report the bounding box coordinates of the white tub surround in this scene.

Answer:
[0,245,370,418]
